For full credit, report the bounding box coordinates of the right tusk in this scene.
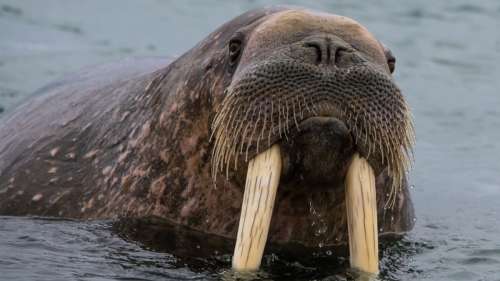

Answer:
[345,153,379,274]
[232,144,282,271]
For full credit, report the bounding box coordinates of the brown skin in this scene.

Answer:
[0,7,414,248]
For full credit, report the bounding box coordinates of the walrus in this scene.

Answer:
[0,6,415,273]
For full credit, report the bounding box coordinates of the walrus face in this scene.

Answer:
[210,9,415,271]
[213,10,413,196]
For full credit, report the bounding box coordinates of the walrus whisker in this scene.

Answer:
[375,126,383,162]
[256,111,269,157]
[268,100,275,147]
[277,100,283,139]
[211,93,235,132]
[281,99,290,142]
[230,107,248,168]
[243,102,263,162]
[301,94,311,117]
[285,99,291,135]
[238,123,251,159]
[246,107,262,158]
[211,121,232,173]
[292,96,300,131]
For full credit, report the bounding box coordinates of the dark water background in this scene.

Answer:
[1,0,499,280]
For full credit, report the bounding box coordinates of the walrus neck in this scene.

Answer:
[113,64,225,220]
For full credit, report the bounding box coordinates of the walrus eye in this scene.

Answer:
[228,39,242,66]
[388,56,396,73]
[382,44,396,74]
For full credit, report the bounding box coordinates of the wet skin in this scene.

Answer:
[0,7,414,248]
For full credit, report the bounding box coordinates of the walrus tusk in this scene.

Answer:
[232,144,282,271]
[345,153,379,274]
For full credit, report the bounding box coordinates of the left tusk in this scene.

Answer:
[232,144,282,271]
[345,153,379,274]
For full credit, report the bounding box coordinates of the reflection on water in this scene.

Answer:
[0,0,499,280]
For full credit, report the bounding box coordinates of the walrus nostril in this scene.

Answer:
[304,42,322,64]
[304,39,351,66]
[334,46,349,65]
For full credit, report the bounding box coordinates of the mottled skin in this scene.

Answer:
[0,7,414,248]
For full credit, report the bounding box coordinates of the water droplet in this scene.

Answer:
[391,216,395,222]
[410,185,415,189]
[326,250,332,256]
[379,227,384,232]
[413,218,417,222]
[269,253,278,262]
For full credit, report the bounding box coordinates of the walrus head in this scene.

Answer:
[205,8,415,271]
[212,9,414,194]
[145,6,415,272]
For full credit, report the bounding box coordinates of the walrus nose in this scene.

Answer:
[304,38,350,66]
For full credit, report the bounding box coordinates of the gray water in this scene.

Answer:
[0,0,499,280]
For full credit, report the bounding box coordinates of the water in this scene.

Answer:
[1,0,499,280]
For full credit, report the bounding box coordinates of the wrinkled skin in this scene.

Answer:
[0,7,414,248]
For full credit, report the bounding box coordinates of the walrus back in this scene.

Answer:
[0,57,171,216]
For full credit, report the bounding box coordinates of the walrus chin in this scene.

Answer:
[210,24,415,272]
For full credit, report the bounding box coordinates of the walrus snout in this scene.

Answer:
[280,117,355,186]
[212,58,413,192]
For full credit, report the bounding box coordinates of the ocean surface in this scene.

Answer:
[1,0,499,280]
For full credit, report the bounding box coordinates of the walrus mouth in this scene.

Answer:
[211,60,414,272]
